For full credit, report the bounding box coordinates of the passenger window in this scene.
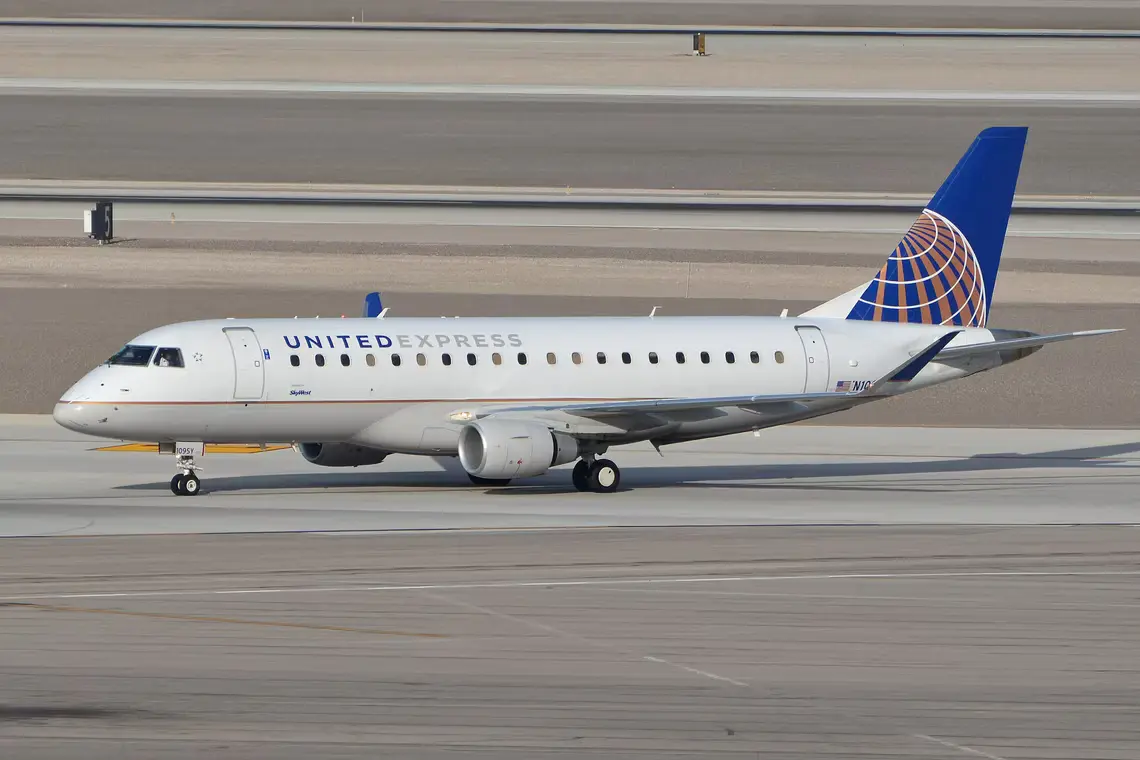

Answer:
[775,351,785,364]
[315,354,325,367]
[290,354,300,367]
[750,351,760,364]
[492,353,502,366]
[648,352,658,364]
[596,352,607,365]
[366,354,376,367]
[572,352,582,365]
[725,351,735,364]
[700,351,710,364]
[517,352,528,365]
[622,352,631,364]
[546,352,557,365]
[340,353,350,367]
[392,354,402,367]
[442,353,452,366]
[676,351,686,364]
[153,347,184,368]
[467,353,477,366]
[417,353,427,366]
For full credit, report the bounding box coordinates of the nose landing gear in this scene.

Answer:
[170,455,201,496]
[572,457,621,493]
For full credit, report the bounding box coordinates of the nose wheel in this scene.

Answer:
[170,455,202,496]
[572,458,621,493]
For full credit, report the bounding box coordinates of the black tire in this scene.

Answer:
[588,459,620,493]
[572,460,592,492]
[170,474,185,495]
[183,473,201,496]
[468,474,512,487]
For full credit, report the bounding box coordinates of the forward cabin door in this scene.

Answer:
[224,327,266,400]
[795,326,830,392]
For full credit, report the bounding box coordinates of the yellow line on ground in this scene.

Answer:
[9,602,446,639]
[95,443,291,454]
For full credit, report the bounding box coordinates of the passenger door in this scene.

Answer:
[224,327,265,400]
[795,326,830,393]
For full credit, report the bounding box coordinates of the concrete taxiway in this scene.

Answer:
[2,416,1137,537]
[1,513,1139,757]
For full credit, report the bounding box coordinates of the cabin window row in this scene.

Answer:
[288,350,787,368]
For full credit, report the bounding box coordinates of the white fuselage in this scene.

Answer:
[54,315,1000,452]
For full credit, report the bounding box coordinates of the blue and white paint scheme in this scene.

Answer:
[53,127,1120,495]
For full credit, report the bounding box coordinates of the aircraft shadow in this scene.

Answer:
[113,441,1140,496]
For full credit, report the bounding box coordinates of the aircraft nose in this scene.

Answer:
[53,401,94,433]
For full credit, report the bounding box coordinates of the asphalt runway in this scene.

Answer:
[12,0,1140,29]
[4,95,1137,195]
[1,514,1139,756]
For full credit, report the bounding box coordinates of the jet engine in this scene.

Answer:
[296,442,389,467]
[457,420,579,480]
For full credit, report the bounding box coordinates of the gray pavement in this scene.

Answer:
[10,0,1140,29]
[5,29,1139,93]
[4,95,1137,195]
[1,418,1139,535]
[1,519,1139,757]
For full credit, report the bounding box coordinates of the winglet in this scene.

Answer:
[362,292,383,318]
[864,330,962,395]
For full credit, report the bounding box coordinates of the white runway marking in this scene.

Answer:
[1,78,1138,103]
[3,569,1139,603]
[915,734,1010,760]
[424,592,750,687]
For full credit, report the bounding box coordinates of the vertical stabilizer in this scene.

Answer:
[802,126,1027,327]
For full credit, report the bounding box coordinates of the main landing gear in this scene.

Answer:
[572,458,620,493]
[170,455,201,496]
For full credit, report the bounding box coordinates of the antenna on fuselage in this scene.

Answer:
[649,306,660,318]
[780,308,789,318]
[377,307,389,318]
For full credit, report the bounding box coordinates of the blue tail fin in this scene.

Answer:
[362,292,383,318]
[840,126,1027,328]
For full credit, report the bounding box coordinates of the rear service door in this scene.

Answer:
[224,327,266,400]
[795,326,831,393]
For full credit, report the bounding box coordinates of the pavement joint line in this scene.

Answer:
[3,601,445,638]
[3,569,1140,603]
[2,20,1139,40]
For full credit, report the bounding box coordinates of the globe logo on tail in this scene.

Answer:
[853,209,988,327]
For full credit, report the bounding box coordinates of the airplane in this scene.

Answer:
[53,126,1119,496]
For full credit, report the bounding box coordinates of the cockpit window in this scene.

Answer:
[154,348,184,368]
[107,344,155,366]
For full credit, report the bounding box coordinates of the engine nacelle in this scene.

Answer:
[297,442,388,468]
[457,420,578,480]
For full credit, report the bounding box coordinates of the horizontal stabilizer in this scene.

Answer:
[935,329,1123,361]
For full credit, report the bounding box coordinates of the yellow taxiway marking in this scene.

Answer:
[96,443,291,454]
[7,602,445,639]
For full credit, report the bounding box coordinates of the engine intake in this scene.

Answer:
[297,442,388,468]
[458,420,578,480]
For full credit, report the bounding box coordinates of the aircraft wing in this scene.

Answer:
[472,331,961,421]
[935,329,1122,361]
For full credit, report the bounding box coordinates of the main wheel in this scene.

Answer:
[588,459,620,493]
[571,460,591,492]
[468,474,511,487]
[182,473,201,496]
[170,474,185,495]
